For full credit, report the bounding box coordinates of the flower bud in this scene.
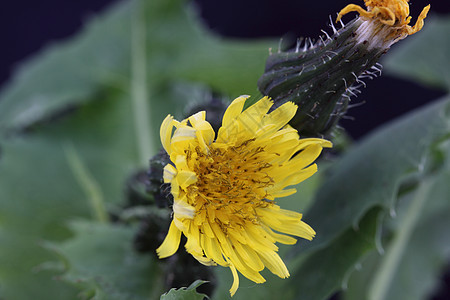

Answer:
[258,0,430,137]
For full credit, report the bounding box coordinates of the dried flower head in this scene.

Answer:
[337,0,430,49]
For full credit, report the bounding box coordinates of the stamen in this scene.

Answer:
[186,139,275,227]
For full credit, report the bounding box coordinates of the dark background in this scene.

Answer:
[1,0,449,139]
[0,0,449,139]
[0,0,449,299]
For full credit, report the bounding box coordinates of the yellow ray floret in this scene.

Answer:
[157,96,332,296]
[337,0,430,36]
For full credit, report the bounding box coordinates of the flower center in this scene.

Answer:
[187,139,274,229]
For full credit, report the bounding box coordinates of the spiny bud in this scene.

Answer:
[258,0,430,137]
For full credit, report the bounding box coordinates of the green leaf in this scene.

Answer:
[46,220,160,300]
[291,207,382,300]
[288,96,450,299]
[0,230,80,299]
[0,138,90,299]
[343,143,450,300]
[366,179,435,300]
[300,96,450,253]
[0,0,273,134]
[383,16,450,91]
[0,88,146,298]
[160,280,208,300]
[37,91,141,205]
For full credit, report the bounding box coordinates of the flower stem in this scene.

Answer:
[131,0,152,166]
[64,143,108,223]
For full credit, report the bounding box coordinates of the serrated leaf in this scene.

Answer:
[160,280,208,300]
[383,16,450,91]
[0,138,91,299]
[37,90,142,205]
[344,143,450,300]
[292,207,382,300]
[0,87,153,298]
[288,96,450,299]
[0,0,273,134]
[298,96,450,254]
[48,220,159,300]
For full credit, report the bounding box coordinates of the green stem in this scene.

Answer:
[368,178,433,300]
[131,0,152,166]
[64,143,108,223]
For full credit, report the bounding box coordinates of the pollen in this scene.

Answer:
[189,141,274,228]
[156,95,332,296]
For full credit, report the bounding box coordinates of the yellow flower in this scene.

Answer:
[156,96,332,296]
[337,0,430,48]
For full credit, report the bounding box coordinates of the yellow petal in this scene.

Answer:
[245,224,278,252]
[297,138,332,149]
[188,110,206,124]
[176,170,197,188]
[230,238,265,272]
[287,144,324,171]
[229,262,240,297]
[270,188,297,198]
[171,126,197,154]
[156,221,181,258]
[262,101,297,132]
[270,164,318,191]
[202,220,215,238]
[173,199,195,219]
[221,95,248,130]
[265,139,299,159]
[202,234,228,266]
[174,154,190,171]
[374,6,396,26]
[160,115,174,155]
[188,111,215,153]
[234,263,266,284]
[163,164,177,183]
[189,111,215,144]
[261,223,298,245]
[227,227,248,245]
[170,179,180,198]
[185,226,203,256]
[192,254,216,266]
[257,205,302,223]
[337,4,372,22]
[275,137,331,165]
[210,223,248,271]
[217,96,249,143]
[258,251,290,278]
[410,4,430,35]
[259,208,315,240]
[173,216,188,232]
[237,96,272,136]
